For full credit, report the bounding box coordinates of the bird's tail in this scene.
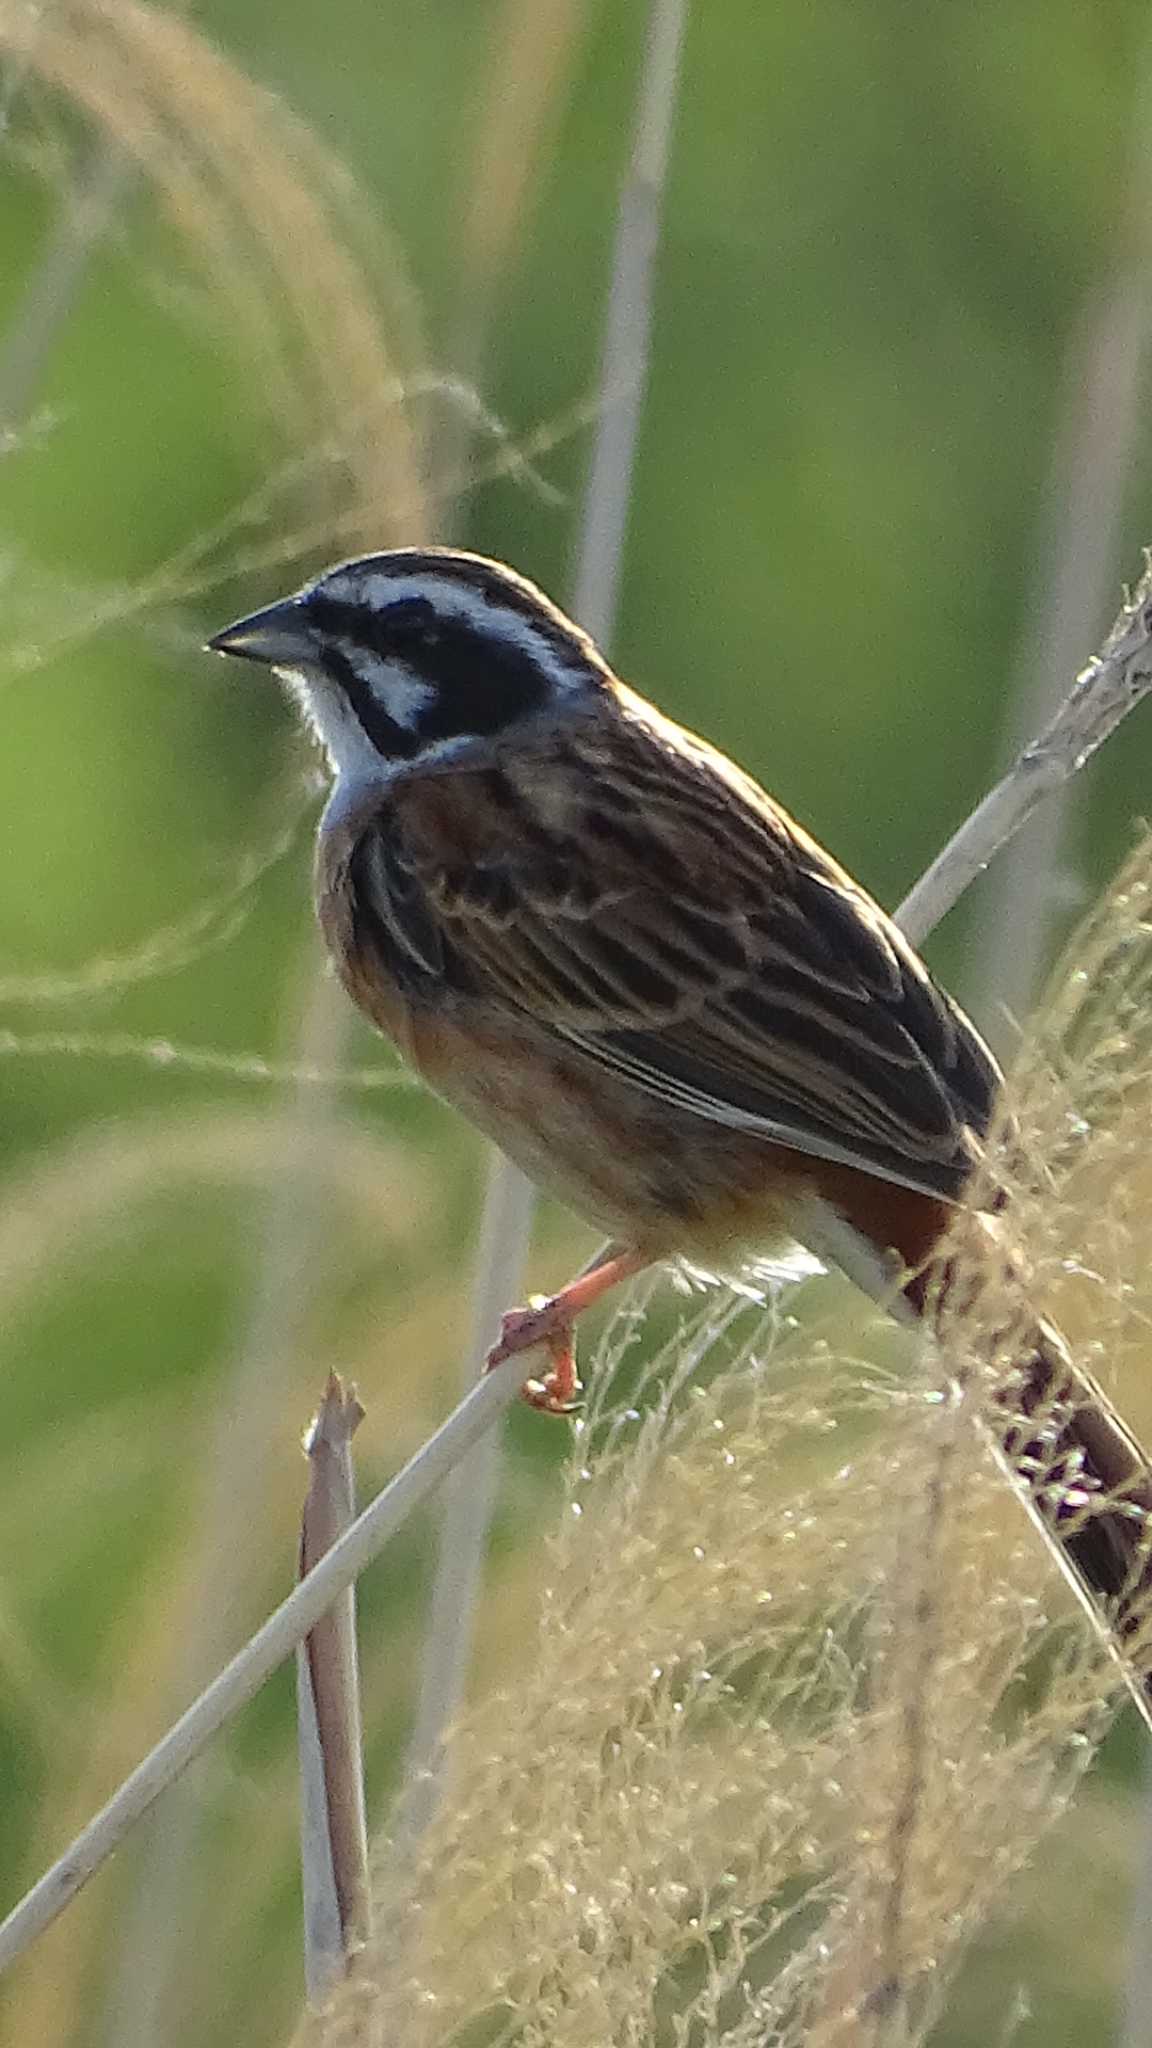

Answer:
[795,1175,1152,1725]
[905,1225,1152,1726]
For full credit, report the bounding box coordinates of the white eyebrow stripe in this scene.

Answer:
[318,569,591,694]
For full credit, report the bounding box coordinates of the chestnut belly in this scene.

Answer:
[404,1001,813,1261]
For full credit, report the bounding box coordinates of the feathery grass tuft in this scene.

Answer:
[301,837,1152,2048]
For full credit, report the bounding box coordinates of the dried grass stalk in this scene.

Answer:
[299,1376,370,2000]
[391,0,692,1881]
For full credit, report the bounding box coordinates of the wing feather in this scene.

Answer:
[346,699,1001,1203]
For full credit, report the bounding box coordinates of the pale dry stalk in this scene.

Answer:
[392,0,692,1873]
[298,1375,370,2000]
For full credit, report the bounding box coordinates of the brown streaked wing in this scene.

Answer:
[350,700,1001,1203]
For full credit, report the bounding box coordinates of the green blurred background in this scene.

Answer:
[2,1,1152,2041]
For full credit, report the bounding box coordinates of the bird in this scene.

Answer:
[209,545,1152,1717]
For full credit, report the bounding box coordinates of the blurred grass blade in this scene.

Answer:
[969,261,1152,1034]
[0,139,127,435]
[438,0,592,494]
[392,0,692,1876]
[391,1157,532,1853]
[571,0,690,639]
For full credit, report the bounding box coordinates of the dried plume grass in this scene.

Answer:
[0,7,437,2024]
[0,0,451,749]
[300,837,1152,2048]
[0,0,426,546]
[0,0,596,672]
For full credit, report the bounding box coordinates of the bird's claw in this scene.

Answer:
[485,1295,582,1416]
[521,1367,584,1417]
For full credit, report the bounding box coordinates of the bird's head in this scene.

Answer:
[207,548,609,779]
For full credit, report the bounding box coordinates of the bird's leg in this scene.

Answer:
[485,1243,651,1415]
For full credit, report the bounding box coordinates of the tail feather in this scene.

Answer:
[997,1320,1152,1612]
[909,1254,1152,1724]
[794,1178,1152,1724]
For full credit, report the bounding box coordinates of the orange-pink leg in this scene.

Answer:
[485,1245,651,1415]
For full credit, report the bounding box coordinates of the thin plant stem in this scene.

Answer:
[392,0,691,1868]
[390,1158,534,1850]
[298,1375,370,2002]
[967,268,1152,1041]
[894,555,1152,946]
[570,0,690,637]
[391,0,592,1879]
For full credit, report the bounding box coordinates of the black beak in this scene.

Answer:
[206,597,314,667]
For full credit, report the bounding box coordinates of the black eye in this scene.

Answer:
[386,596,439,643]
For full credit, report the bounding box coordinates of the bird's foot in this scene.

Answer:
[484,1248,651,1418]
[485,1295,583,1415]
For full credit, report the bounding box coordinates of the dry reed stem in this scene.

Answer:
[0,1352,530,1975]
[895,554,1152,945]
[970,278,1152,1036]
[299,1376,371,2001]
[100,973,362,2044]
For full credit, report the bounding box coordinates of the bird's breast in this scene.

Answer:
[383,995,812,1260]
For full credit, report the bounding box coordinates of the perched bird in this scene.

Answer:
[210,547,1152,1713]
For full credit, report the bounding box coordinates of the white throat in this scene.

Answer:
[282,637,445,771]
